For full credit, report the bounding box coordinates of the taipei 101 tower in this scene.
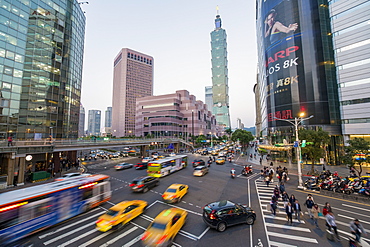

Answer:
[210,7,231,129]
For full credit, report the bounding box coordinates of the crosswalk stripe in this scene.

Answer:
[264,215,305,224]
[79,231,112,247]
[268,232,318,243]
[121,233,143,247]
[43,222,96,245]
[265,222,311,232]
[98,227,138,247]
[269,240,297,247]
[56,228,96,247]
[39,210,104,239]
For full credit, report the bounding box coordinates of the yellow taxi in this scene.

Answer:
[216,157,225,165]
[96,200,147,232]
[211,150,219,156]
[162,184,188,203]
[141,208,187,246]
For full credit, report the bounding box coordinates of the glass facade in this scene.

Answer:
[0,0,85,140]
[210,15,231,128]
[256,0,341,134]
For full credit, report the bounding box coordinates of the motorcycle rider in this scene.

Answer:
[230,168,236,178]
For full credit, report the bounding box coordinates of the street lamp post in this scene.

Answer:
[274,113,313,189]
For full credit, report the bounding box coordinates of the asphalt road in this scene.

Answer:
[23,153,370,247]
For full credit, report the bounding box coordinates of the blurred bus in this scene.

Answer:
[0,174,111,245]
[147,155,187,177]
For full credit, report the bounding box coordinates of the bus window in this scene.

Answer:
[20,198,52,222]
[82,188,93,200]
[0,208,19,230]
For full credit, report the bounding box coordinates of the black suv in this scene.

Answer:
[130,176,159,193]
[192,159,205,167]
[202,200,256,232]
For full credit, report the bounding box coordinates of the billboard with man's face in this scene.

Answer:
[258,0,334,127]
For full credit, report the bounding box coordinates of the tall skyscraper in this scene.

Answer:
[87,110,101,136]
[0,1,85,140]
[205,86,213,111]
[78,104,85,137]
[210,12,231,129]
[329,0,370,142]
[112,48,153,137]
[105,107,112,127]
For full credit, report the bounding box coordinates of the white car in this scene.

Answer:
[141,157,153,163]
[169,153,176,157]
[54,173,91,181]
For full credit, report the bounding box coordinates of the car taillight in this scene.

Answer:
[141,232,150,240]
[129,183,135,187]
[109,220,116,224]
[137,184,144,188]
[96,219,103,224]
[156,235,168,245]
[209,213,216,219]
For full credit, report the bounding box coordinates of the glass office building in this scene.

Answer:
[0,0,85,140]
[210,14,231,129]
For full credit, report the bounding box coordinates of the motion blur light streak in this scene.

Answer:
[0,201,28,212]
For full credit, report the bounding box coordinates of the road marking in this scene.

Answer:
[79,230,113,247]
[121,233,143,247]
[178,230,198,241]
[39,209,103,239]
[197,226,210,239]
[318,203,370,218]
[49,228,96,246]
[106,201,115,206]
[43,221,96,245]
[147,200,158,209]
[269,241,297,247]
[267,232,318,243]
[264,215,305,224]
[295,190,370,206]
[99,226,138,247]
[156,200,202,216]
[265,223,310,232]
[255,179,271,247]
[338,213,370,224]
[342,203,370,213]
[337,229,370,243]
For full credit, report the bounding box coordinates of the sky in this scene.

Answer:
[80,0,257,129]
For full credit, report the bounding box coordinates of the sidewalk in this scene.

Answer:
[235,147,370,178]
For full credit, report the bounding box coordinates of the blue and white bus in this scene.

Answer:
[0,174,111,245]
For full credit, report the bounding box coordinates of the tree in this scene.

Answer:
[225,128,232,140]
[299,128,330,174]
[195,135,207,146]
[341,137,370,176]
[230,129,254,150]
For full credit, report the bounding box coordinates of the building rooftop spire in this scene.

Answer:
[215,6,222,29]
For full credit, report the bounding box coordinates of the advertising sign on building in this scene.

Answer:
[257,0,336,128]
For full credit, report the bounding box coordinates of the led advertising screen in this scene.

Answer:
[258,0,334,127]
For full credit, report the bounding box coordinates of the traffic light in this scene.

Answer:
[301,140,306,147]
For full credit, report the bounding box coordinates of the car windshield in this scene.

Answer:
[151,222,167,230]
[203,205,212,214]
[106,209,119,217]
[132,180,142,185]
[166,188,177,193]
[194,167,203,170]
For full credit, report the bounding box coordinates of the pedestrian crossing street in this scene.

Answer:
[255,178,370,247]
[255,178,318,247]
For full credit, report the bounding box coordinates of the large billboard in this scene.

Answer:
[258,0,333,127]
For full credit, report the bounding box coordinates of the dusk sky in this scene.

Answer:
[80,0,257,129]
